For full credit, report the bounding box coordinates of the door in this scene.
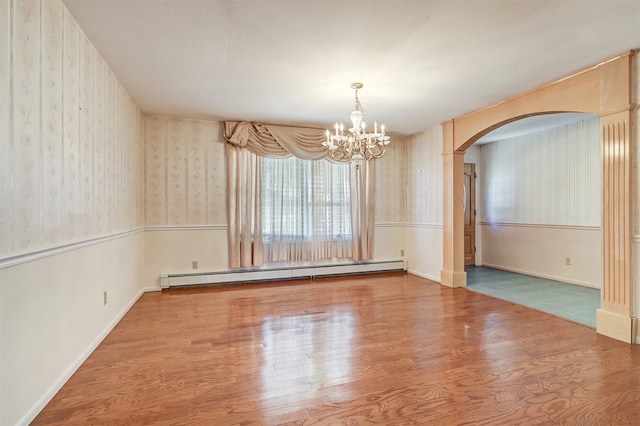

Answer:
[464,163,476,265]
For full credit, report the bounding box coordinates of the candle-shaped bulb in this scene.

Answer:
[381,124,385,136]
[374,121,378,134]
[335,123,339,136]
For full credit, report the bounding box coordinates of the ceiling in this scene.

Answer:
[62,0,640,136]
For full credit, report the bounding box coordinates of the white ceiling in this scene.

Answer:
[62,0,640,136]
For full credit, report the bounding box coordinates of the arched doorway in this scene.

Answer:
[466,113,601,326]
[441,51,636,343]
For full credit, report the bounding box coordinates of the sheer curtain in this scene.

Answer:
[262,156,352,262]
[225,144,263,267]
[224,121,376,268]
[350,160,375,260]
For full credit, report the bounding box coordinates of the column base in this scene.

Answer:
[596,309,637,344]
[440,270,467,288]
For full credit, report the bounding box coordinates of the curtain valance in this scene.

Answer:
[224,121,329,160]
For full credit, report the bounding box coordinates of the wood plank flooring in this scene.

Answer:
[34,273,640,425]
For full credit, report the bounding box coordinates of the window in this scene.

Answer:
[261,156,352,262]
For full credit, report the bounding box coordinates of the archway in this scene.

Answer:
[441,51,636,343]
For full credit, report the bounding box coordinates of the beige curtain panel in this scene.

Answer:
[350,159,375,260]
[225,144,264,268]
[224,121,376,268]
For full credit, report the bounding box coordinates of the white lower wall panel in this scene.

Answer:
[481,223,601,288]
[144,227,230,289]
[404,224,443,282]
[373,224,405,260]
[0,231,144,425]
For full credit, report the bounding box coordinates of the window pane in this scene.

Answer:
[261,156,351,261]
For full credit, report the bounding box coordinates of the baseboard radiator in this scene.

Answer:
[160,259,408,289]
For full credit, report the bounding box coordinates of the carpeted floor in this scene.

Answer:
[465,266,600,327]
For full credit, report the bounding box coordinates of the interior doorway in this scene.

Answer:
[463,163,476,265]
[472,113,601,284]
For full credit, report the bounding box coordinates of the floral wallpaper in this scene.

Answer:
[0,0,144,256]
[143,117,226,226]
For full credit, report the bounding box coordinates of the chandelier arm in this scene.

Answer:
[329,149,347,162]
[367,145,385,160]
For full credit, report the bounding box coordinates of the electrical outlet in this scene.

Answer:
[192,260,199,269]
[103,291,108,305]
[400,249,405,257]
[565,257,571,266]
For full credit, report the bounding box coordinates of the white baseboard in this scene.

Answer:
[480,263,601,289]
[407,269,441,283]
[20,289,145,425]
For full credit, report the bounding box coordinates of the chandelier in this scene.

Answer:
[323,82,390,163]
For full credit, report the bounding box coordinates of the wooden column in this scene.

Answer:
[596,54,637,343]
[441,120,467,287]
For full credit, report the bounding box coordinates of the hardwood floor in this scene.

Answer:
[34,273,640,425]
